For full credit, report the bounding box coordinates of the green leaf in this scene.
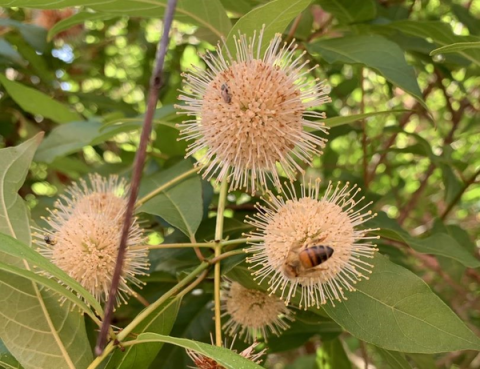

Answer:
[384,20,480,67]
[0,233,102,314]
[0,0,232,41]
[439,162,463,204]
[0,39,26,65]
[225,0,311,55]
[323,254,480,353]
[105,297,181,369]
[309,35,425,106]
[48,11,116,41]
[371,212,480,268]
[0,18,47,51]
[0,136,93,369]
[430,41,480,56]
[317,338,352,369]
[407,354,436,369]
[0,258,97,322]
[317,0,376,24]
[451,4,480,36]
[323,110,409,128]
[129,333,263,369]
[0,75,81,123]
[375,347,412,369]
[0,340,23,369]
[138,159,203,238]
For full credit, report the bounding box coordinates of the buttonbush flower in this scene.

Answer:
[177,28,330,193]
[33,174,149,305]
[246,180,378,308]
[222,280,294,342]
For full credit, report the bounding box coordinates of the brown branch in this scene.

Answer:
[286,13,303,42]
[95,0,178,355]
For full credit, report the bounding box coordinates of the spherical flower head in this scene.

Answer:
[222,281,294,342]
[33,174,149,305]
[246,180,378,308]
[187,340,265,368]
[177,28,331,194]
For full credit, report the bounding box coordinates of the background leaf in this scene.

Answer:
[0,75,81,123]
[317,0,376,24]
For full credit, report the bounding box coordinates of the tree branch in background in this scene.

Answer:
[95,0,178,355]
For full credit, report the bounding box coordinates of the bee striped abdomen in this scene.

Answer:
[299,245,334,269]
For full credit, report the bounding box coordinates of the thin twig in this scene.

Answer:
[95,0,178,356]
[360,67,369,188]
[286,14,302,42]
[441,168,480,220]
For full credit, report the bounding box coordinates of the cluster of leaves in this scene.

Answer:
[0,0,479,368]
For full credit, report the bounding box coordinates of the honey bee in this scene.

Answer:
[44,234,56,245]
[220,83,232,104]
[283,245,334,278]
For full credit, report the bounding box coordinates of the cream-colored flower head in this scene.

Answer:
[177,27,331,193]
[33,174,149,305]
[246,180,378,308]
[187,339,265,368]
[222,281,294,342]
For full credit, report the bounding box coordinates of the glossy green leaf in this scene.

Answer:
[317,338,352,369]
[370,212,480,268]
[0,75,81,123]
[48,12,116,41]
[323,254,480,353]
[375,347,412,369]
[323,110,409,128]
[105,297,181,369]
[129,333,263,369]
[0,0,231,41]
[225,0,311,55]
[0,135,93,369]
[385,20,480,67]
[430,41,480,56]
[317,0,376,24]
[138,159,203,238]
[309,35,425,106]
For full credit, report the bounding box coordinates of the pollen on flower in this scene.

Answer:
[245,179,378,308]
[32,174,149,305]
[187,339,265,368]
[176,27,331,194]
[222,281,294,342]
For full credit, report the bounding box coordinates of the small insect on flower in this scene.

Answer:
[246,179,379,308]
[222,280,294,342]
[220,83,232,104]
[176,26,331,194]
[32,174,149,305]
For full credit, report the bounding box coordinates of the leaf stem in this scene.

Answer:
[136,166,199,207]
[210,249,245,264]
[95,0,179,355]
[214,179,229,347]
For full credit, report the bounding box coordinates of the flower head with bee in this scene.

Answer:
[176,27,331,194]
[33,174,149,305]
[246,179,378,308]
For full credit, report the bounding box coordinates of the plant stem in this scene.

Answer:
[95,0,178,355]
[134,242,216,250]
[210,249,245,264]
[136,166,199,207]
[221,237,261,246]
[213,179,229,347]
[88,262,209,369]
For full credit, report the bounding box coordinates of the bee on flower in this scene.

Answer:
[246,179,378,308]
[176,27,331,194]
[33,174,149,305]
